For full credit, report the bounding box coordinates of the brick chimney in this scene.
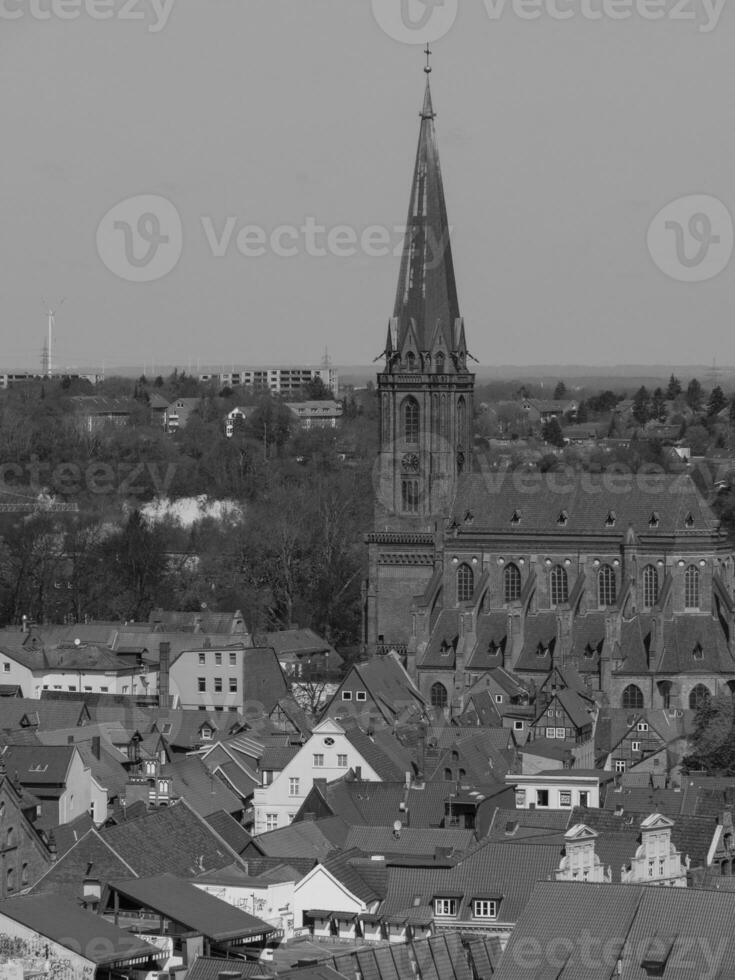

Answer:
[158,641,171,707]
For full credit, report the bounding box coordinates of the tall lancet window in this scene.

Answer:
[404,398,419,444]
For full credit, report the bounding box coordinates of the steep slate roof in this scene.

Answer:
[389,74,462,356]
[320,848,386,904]
[380,838,563,925]
[205,810,256,855]
[0,697,89,730]
[514,612,558,673]
[302,778,458,828]
[418,611,459,668]
[343,825,474,857]
[0,893,158,965]
[241,647,290,713]
[344,729,415,781]
[574,806,716,869]
[30,828,137,898]
[255,816,349,861]
[616,614,735,676]
[148,608,249,635]
[451,472,721,538]
[108,874,273,940]
[465,613,509,672]
[2,744,75,785]
[458,690,503,727]
[494,881,643,979]
[33,799,246,898]
[167,755,243,817]
[344,654,426,719]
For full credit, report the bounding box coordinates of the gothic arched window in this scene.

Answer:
[685,565,700,609]
[404,397,419,444]
[457,564,474,602]
[431,682,448,708]
[550,565,568,606]
[504,563,522,603]
[689,684,711,710]
[643,565,659,609]
[622,685,644,709]
[598,565,616,607]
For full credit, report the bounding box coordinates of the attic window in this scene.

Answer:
[640,935,675,975]
[464,510,474,524]
[536,643,548,658]
[161,723,172,735]
[557,510,568,527]
[584,643,596,659]
[693,643,704,661]
[28,764,48,773]
[605,511,616,528]
[511,510,522,525]
[684,513,695,528]
[637,722,649,732]
[440,641,452,657]
[488,641,498,656]
[649,513,660,528]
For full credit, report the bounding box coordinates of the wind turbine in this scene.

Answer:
[41,297,65,377]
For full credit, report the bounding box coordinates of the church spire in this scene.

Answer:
[390,52,462,367]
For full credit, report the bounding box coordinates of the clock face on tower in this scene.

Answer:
[402,453,420,473]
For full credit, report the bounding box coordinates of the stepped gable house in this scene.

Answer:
[365,61,735,716]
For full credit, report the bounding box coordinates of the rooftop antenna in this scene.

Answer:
[41,297,65,378]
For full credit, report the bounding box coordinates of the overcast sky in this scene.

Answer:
[3,0,735,373]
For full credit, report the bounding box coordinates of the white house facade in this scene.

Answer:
[252,718,384,834]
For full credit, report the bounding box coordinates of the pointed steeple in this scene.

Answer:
[391,55,462,366]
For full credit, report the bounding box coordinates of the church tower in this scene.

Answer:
[366,54,474,652]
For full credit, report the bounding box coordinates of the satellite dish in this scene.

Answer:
[393,820,402,832]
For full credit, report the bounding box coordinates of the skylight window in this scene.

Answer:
[684,513,695,528]
[511,510,521,525]
[557,510,568,527]
[649,512,660,529]
[605,511,616,528]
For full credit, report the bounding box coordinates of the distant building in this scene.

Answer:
[200,364,339,398]
[285,400,343,429]
[69,395,134,432]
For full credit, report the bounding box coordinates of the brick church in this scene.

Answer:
[365,60,735,716]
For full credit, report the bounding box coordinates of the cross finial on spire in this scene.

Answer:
[424,42,432,74]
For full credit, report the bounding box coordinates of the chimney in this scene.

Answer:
[91,736,101,760]
[354,766,362,781]
[158,641,171,707]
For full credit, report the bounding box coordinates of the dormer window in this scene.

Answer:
[557,510,568,527]
[434,898,458,917]
[511,510,522,525]
[693,643,704,661]
[200,727,213,741]
[649,512,660,529]
[684,513,695,528]
[584,643,596,659]
[605,511,616,528]
[472,899,498,919]
[536,643,548,658]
